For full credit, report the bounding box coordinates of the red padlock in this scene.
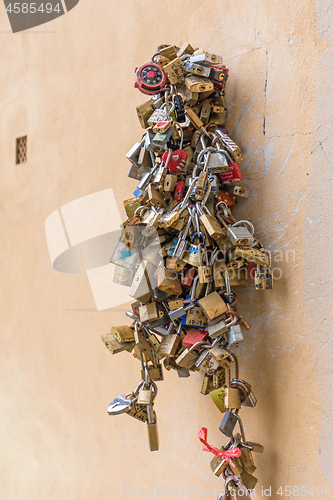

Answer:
[174,181,185,200]
[247,262,259,279]
[182,267,196,288]
[219,162,243,184]
[183,329,209,349]
[162,149,187,173]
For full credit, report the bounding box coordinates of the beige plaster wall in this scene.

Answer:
[0,1,332,499]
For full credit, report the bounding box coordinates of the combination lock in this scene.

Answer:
[134,62,168,95]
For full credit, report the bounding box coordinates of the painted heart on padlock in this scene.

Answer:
[162,149,187,173]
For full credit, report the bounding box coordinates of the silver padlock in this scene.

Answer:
[125,138,146,168]
[226,220,255,246]
[227,323,244,348]
[207,315,237,339]
[184,61,211,77]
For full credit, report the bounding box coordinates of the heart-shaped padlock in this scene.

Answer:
[162,149,187,173]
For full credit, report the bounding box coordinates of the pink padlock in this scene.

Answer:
[162,149,187,173]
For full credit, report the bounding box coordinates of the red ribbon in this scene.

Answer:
[198,427,241,468]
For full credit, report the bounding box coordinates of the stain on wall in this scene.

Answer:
[0,0,332,498]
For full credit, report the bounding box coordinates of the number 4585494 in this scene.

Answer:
[6,3,61,14]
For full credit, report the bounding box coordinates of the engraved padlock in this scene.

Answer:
[227,220,255,246]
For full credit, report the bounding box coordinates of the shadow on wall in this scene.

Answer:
[3,0,80,33]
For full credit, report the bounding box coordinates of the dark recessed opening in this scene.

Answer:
[16,136,27,164]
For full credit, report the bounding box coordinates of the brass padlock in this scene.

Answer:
[198,291,228,321]
[175,341,207,369]
[136,100,155,129]
[197,242,212,284]
[139,301,159,324]
[157,334,181,358]
[185,75,214,93]
[159,45,177,60]
[164,174,178,192]
[209,386,226,413]
[101,332,134,355]
[212,368,226,389]
[177,41,194,57]
[126,401,148,422]
[111,325,135,343]
[123,197,142,219]
[201,374,213,395]
[235,246,270,266]
[134,326,154,360]
[254,265,273,290]
[185,306,207,328]
[163,57,186,84]
[147,184,166,209]
[157,265,183,295]
[147,406,159,452]
[224,365,241,410]
[165,256,186,272]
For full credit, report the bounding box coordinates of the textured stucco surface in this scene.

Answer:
[0,1,332,499]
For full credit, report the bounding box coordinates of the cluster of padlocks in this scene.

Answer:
[104,43,272,499]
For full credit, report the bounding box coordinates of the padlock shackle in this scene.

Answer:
[232,219,255,236]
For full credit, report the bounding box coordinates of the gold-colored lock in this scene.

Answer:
[235,246,270,266]
[210,445,243,477]
[101,332,134,355]
[147,185,166,209]
[164,57,186,84]
[164,174,178,192]
[224,369,241,410]
[209,387,226,413]
[139,302,159,324]
[198,292,228,321]
[134,326,154,359]
[212,368,226,389]
[123,197,142,219]
[153,54,171,67]
[177,41,194,57]
[111,325,135,343]
[159,45,177,60]
[175,347,199,369]
[147,409,159,452]
[168,299,184,310]
[165,256,186,272]
[126,401,148,423]
[200,100,211,125]
[185,75,214,93]
[157,334,181,358]
[200,213,225,241]
[254,265,273,290]
[136,100,155,129]
[137,387,153,405]
[141,363,164,381]
[157,265,183,295]
[185,107,205,130]
[185,306,207,328]
[197,243,212,284]
[201,374,213,395]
